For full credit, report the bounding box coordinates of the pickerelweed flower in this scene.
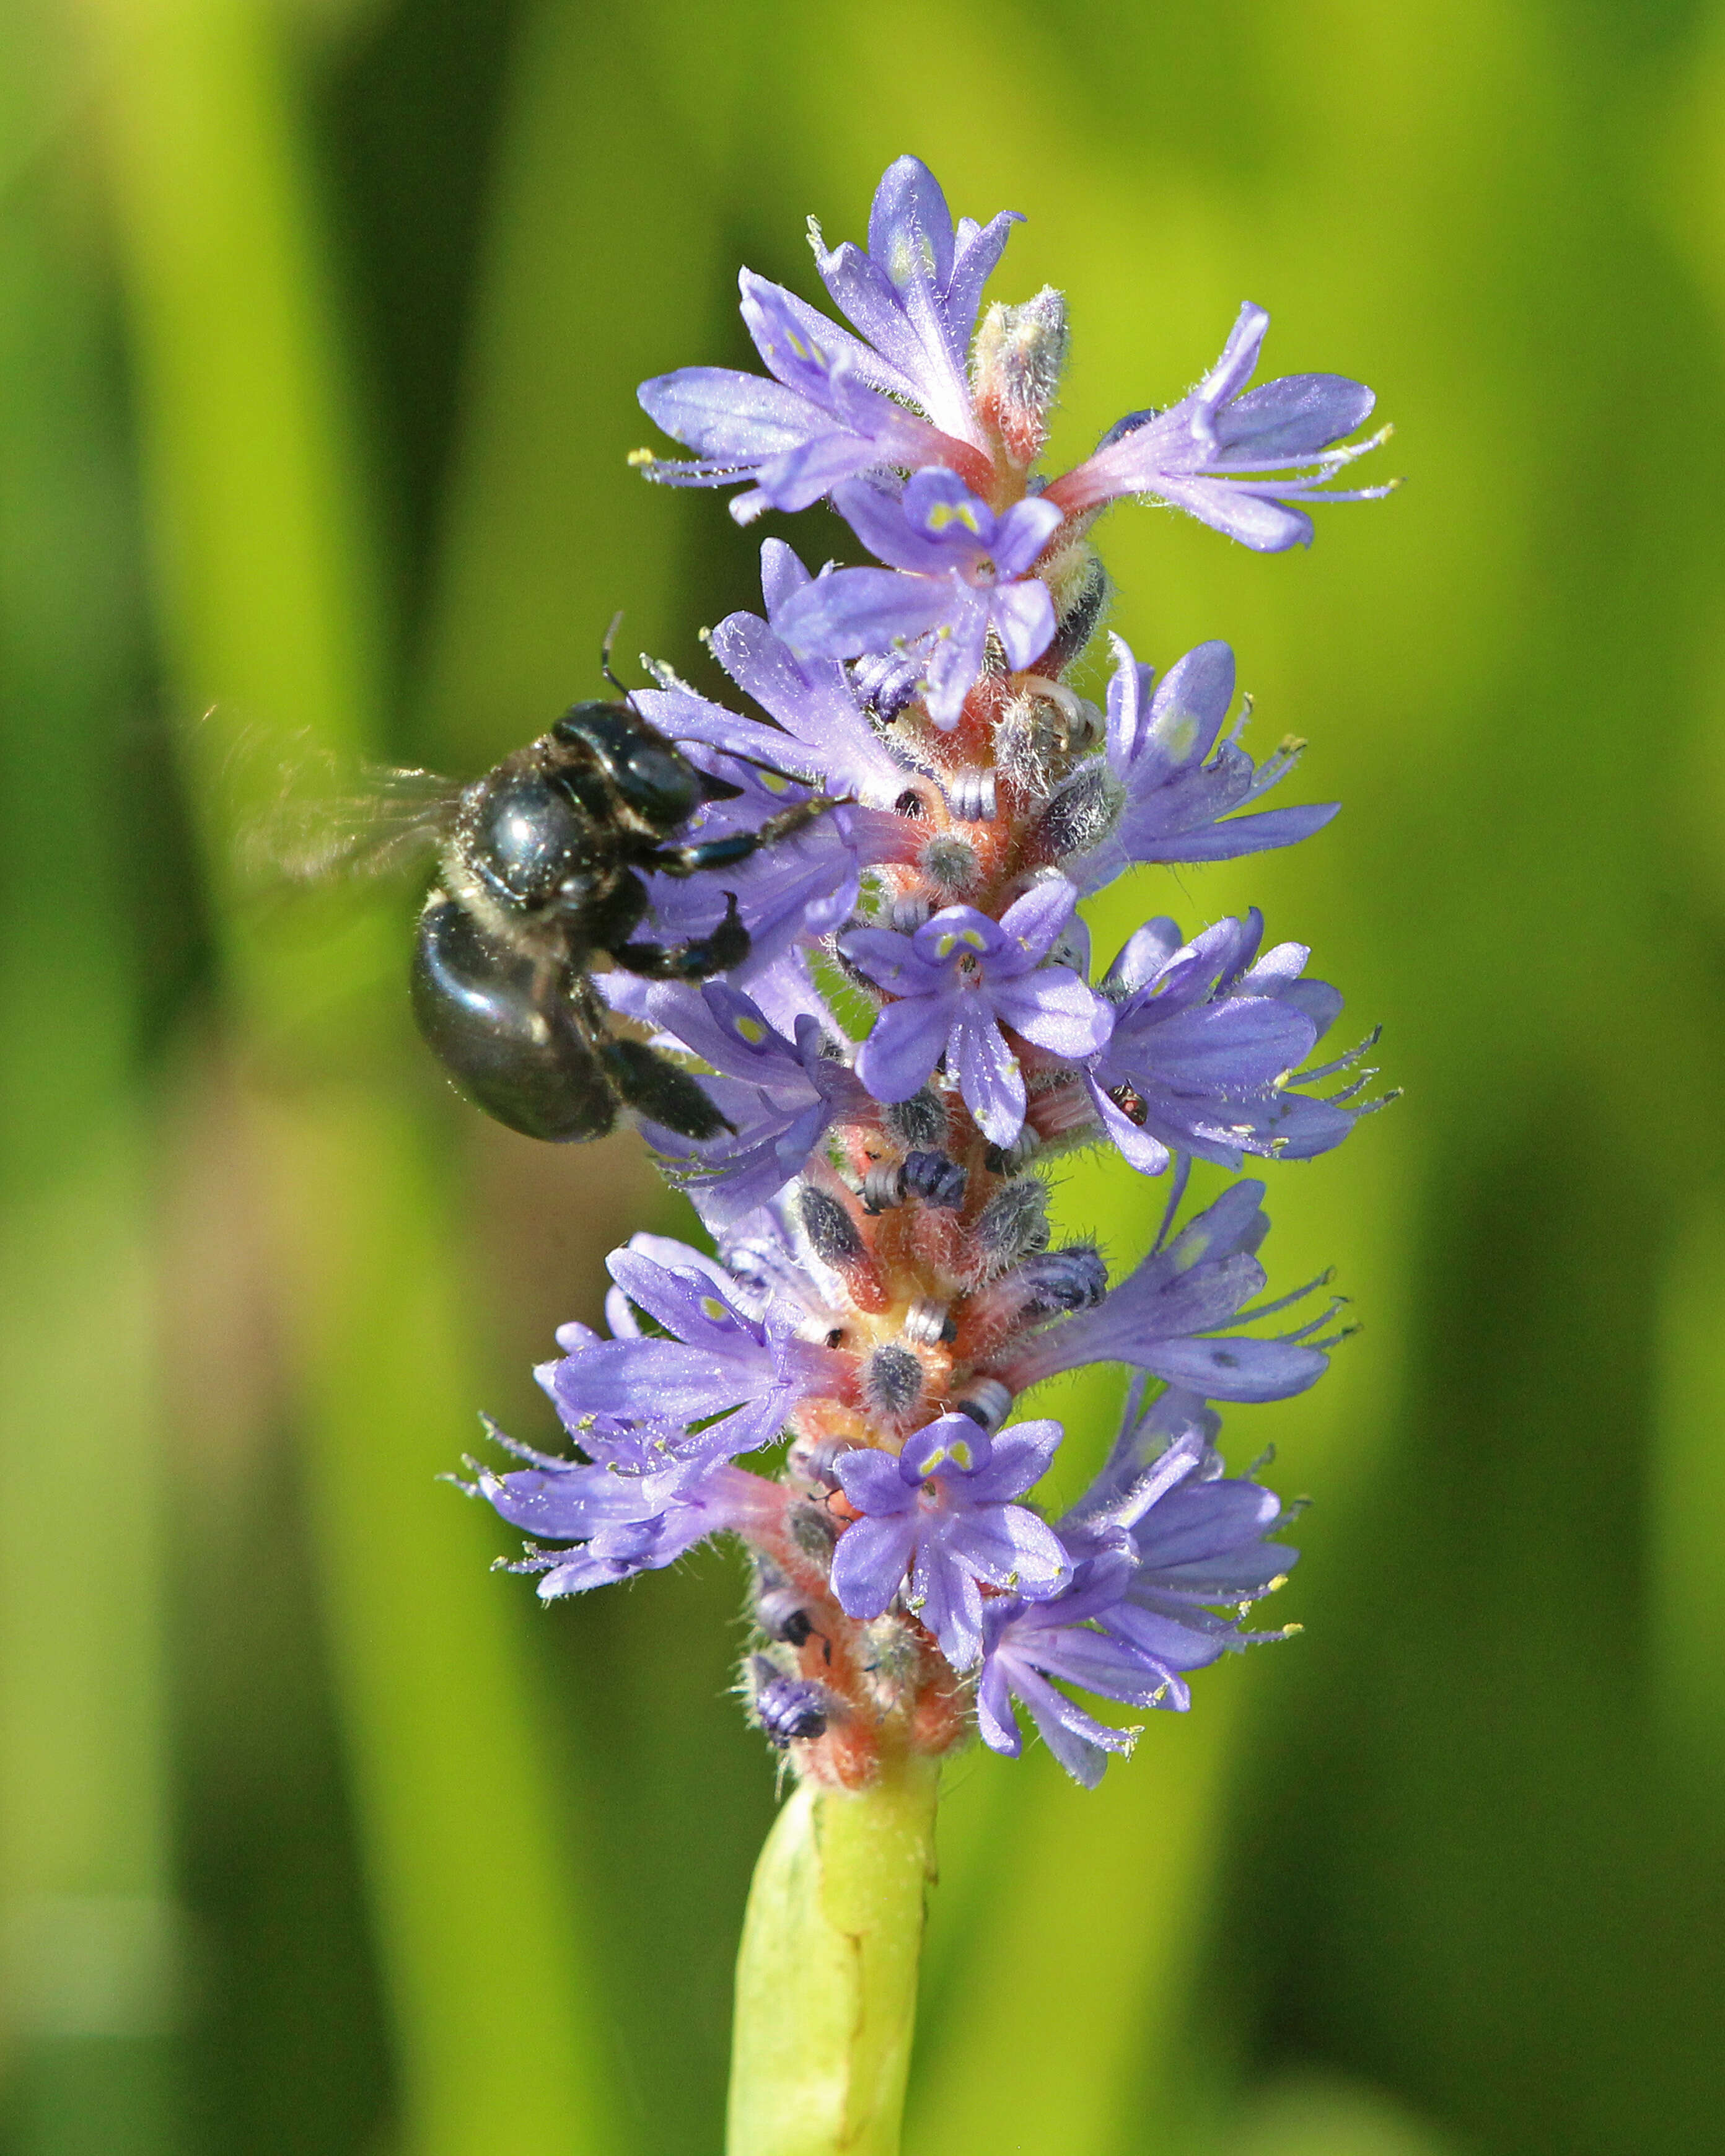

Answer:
[463,154,1395,1818]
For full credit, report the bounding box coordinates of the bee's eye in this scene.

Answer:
[552,700,703,830]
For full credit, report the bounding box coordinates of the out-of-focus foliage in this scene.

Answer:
[1,2,1722,2154]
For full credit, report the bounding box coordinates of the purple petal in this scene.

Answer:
[989,496,1064,578]
[1144,1334,1328,1403]
[962,1419,1064,1501]
[841,924,951,997]
[950,1008,1026,1144]
[1085,1076,1175,1176]
[917,594,992,727]
[855,993,958,1105]
[990,577,1056,672]
[908,1545,985,1669]
[1151,475,1317,552]
[830,1512,919,1619]
[835,1445,918,1515]
[990,968,1114,1059]
[1005,1662,1137,1785]
[775,564,956,659]
[994,877,1078,966]
[950,1504,1071,1597]
[976,1656,1024,1756]
[1120,800,1340,867]
[1195,302,1271,418]
[902,466,997,548]
[1103,918,1185,993]
[900,1414,992,1479]
[1214,373,1376,460]
[832,479,965,574]
[1127,641,1236,782]
[638,367,818,458]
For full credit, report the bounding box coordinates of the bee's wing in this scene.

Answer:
[242,759,462,887]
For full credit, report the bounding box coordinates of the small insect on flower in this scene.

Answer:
[260,629,838,1145]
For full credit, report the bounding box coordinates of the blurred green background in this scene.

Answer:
[4,1,1724,2152]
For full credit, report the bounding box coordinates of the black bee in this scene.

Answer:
[261,655,832,1144]
[409,695,828,1144]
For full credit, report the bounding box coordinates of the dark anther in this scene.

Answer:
[975,1176,1051,1268]
[799,1184,865,1265]
[862,1343,924,1416]
[885,1090,948,1150]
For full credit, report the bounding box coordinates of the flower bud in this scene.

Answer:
[973,285,1069,469]
[972,1175,1051,1273]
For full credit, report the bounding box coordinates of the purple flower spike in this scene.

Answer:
[775,471,1062,728]
[991,1180,1337,1406]
[1046,303,1393,551]
[841,879,1113,1146]
[1084,910,1358,1175]
[1058,637,1339,888]
[831,1413,1070,1670]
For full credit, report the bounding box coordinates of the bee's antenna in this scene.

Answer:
[600,612,634,703]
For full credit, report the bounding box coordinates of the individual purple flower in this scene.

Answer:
[1044,303,1392,551]
[545,1234,848,1459]
[807,154,1021,444]
[974,1549,1153,1785]
[1055,637,1339,890]
[980,1394,1297,1783]
[830,1412,1070,1669]
[775,470,1062,729]
[636,983,876,1229]
[635,157,1015,521]
[990,1179,1340,1406]
[635,271,986,523]
[840,878,1113,1147]
[636,540,921,809]
[1084,911,1359,1175]
[469,1417,786,1599]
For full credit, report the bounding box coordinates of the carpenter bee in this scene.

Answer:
[266,647,831,1143]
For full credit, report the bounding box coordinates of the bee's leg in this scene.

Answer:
[581,867,651,949]
[567,979,730,1140]
[591,1023,733,1141]
[612,892,750,979]
[646,795,833,877]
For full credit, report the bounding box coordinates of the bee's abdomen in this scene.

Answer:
[411,895,616,1142]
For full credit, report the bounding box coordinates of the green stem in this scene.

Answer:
[727,1757,939,2156]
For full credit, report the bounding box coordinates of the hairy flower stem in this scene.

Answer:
[727,1751,939,2156]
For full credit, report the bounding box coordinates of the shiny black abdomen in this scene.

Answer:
[411,895,617,1142]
